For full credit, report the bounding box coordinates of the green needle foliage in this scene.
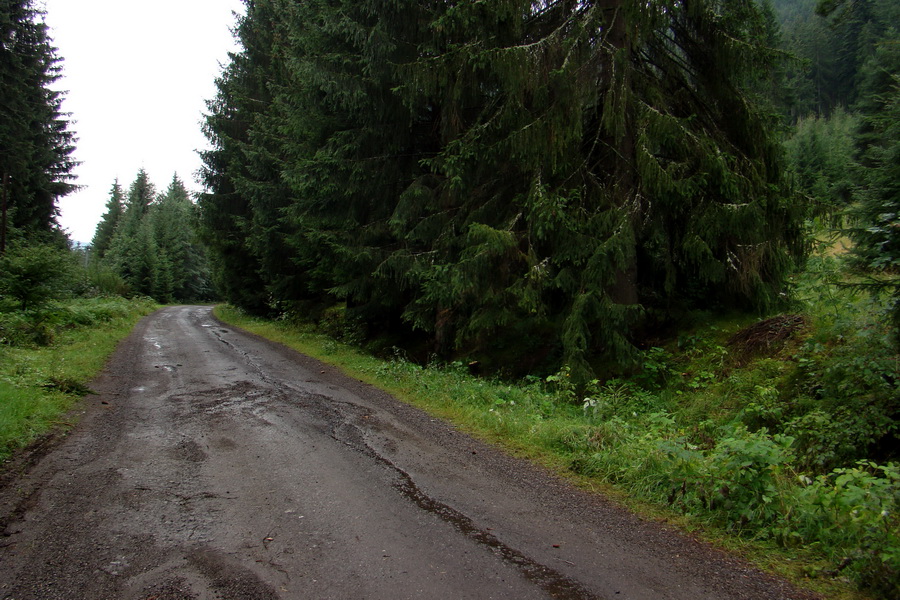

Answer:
[200,0,806,378]
[90,181,125,260]
[0,0,77,247]
[845,36,900,343]
[94,171,213,303]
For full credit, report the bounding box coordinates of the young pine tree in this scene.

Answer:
[90,180,124,259]
[846,35,900,342]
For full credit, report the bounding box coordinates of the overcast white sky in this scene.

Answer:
[42,0,246,243]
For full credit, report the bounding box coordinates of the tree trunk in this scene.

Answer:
[599,0,639,306]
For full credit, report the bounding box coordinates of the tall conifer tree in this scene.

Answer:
[151,175,211,302]
[198,2,272,313]
[271,0,433,330]
[202,0,807,375]
[383,0,805,371]
[846,34,900,341]
[225,0,304,307]
[106,169,158,296]
[91,180,124,258]
[0,0,77,247]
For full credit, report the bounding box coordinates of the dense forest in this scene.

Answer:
[90,170,213,303]
[1,0,898,595]
[2,0,894,377]
[198,0,897,379]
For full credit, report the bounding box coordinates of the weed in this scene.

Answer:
[793,462,900,596]
[0,297,156,461]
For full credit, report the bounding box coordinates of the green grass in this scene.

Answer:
[214,301,898,600]
[0,297,157,461]
[0,381,70,456]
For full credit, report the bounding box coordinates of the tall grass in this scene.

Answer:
[0,297,157,461]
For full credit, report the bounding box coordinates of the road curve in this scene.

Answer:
[0,306,817,600]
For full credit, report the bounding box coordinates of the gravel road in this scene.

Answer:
[0,306,819,600]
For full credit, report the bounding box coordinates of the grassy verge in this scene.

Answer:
[0,297,157,461]
[214,299,897,600]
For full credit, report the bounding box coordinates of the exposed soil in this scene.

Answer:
[0,306,821,599]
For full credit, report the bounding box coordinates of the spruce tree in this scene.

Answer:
[384,0,805,373]
[105,169,158,296]
[221,0,303,307]
[846,33,900,341]
[198,2,272,313]
[0,0,77,247]
[151,174,211,302]
[90,180,124,258]
[774,0,899,117]
[272,0,432,330]
[201,0,808,376]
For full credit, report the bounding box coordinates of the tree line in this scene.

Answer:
[0,2,211,307]
[774,0,898,336]
[90,170,212,303]
[2,0,896,377]
[199,0,816,377]
[773,0,896,118]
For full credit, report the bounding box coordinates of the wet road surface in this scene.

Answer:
[0,306,817,599]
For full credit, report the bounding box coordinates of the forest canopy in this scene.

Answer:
[199,0,818,377]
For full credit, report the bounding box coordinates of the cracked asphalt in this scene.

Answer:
[0,306,819,599]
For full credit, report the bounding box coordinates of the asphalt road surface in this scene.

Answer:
[0,306,819,600]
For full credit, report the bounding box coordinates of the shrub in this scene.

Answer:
[0,310,53,346]
[794,462,900,596]
[661,424,796,527]
[83,265,131,297]
[0,244,75,311]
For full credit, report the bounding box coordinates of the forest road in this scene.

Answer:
[0,306,819,600]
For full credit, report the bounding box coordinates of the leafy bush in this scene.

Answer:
[789,292,899,470]
[582,379,664,421]
[82,264,131,297]
[660,424,796,527]
[793,462,900,596]
[0,297,155,348]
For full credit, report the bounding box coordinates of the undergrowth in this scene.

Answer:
[0,297,157,461]
[214,257,898,600]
